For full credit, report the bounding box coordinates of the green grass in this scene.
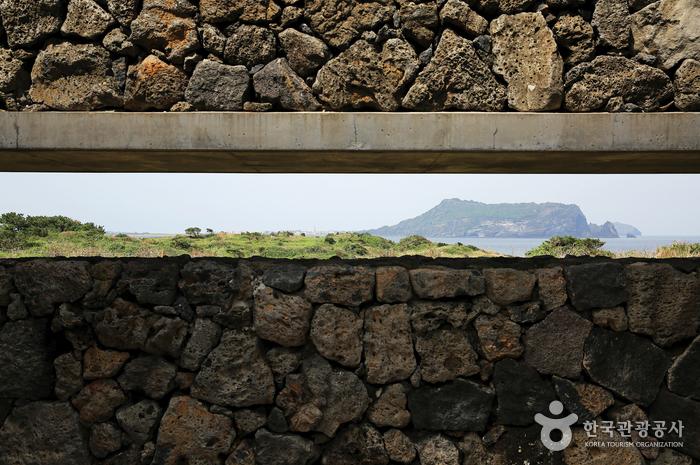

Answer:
[0,231,498,259]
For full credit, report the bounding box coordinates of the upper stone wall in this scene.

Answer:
[0,0,698,112]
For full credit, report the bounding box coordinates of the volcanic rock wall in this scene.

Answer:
[0,257,699,465]
[0,0,698,112]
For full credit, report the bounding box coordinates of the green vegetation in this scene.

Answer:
[654,241,700,258]
[0,214,495,259]
[526,236,614,258]
[2,214,698,259]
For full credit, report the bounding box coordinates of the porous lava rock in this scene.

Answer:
[490,13,564,111]
[564,56,674,112]
[314,39,419,111]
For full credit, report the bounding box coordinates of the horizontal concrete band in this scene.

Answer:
[1,112,699,173]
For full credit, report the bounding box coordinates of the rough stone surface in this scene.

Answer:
[474,313,524,361]
[383,429,416,464]
[254,58,321,111]
[631,0,700,71]
[592,0,631,51]
[368,384,411,428]
[314,39,419,111]
[124,55,188,111]
[279,28,330,78]
[116,400,162,444]
[403,29,506,111]
[180,318,222,371]
[255,429,318,465]
[565,428,644,465]
[120,260,180,306]
[494,358,555,426]
[89,422,122,458]
[192,329,275,407]
[584,327,671,405]
[304,0,393,49]
[199,0,280,23]
[254,284,313,347]
[0,0,62,47]
[29,42,122,111]
[565,55,674,112]
[305,265,375,307]
[278,355,369,437]
[524,308,592,378]
[262,265,306,293]
[376,266,412,303]
[364,304,417,384]
[144,316,188,358]
[83,346,130,380]
[0,319,55,399]
[650,390,700,459]
[396,2,436,48]
[410,300,473,334]
[185,60,249,111]
[0,401,91,465]
[535,267,568,310]
[62,0,115,40]
[54,352,83,401]
[130,0,199,64]
[553,376,614,423]
[1,258,700,463]
[14,260,92,315]
[592,307,629,331]
[118,355,176,399]
[491,13,564,111]
[179,260,243,307]
[224,24,277,68]
[417,435,460,465]
[566,262,626,311]
[322,423,389,465]
[408,378,494,431]
[107,0,139,26]
[415,328,479,383]
[485,268,536,305]
[310,304,363,367]
[440,0,488,37]
[668,335,700,400]
[410,266,485,299]
[625,263,700,347]
[152,396,234,465]
[675,59,700,111]
[553,15,595,66]
[93,299,153,351]
[72,379,127,423]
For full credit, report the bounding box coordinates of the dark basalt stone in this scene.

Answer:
[583,327,671,406]
[649,389,700,460]
[408,379,494,432]
[493,358,555,426]
[566,262,627,311]
[0,318,55,399]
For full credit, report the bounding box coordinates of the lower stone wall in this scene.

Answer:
[0,257,699,465]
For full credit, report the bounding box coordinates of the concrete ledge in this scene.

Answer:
[1,112,699,173]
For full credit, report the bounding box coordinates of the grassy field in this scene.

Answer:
[0,231,500,259]
[1,214,698,259]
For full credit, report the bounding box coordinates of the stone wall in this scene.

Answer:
[1,257,700,465]
[0,0,698,113]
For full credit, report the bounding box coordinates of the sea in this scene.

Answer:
[379,235,700,257]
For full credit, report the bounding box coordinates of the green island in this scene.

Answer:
[1,213,698,259]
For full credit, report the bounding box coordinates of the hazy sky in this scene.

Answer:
[0,173,698,235]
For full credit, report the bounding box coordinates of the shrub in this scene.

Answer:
[397,235,432,250]
[526,236,612,258]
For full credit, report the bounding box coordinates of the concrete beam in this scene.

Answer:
[0,112,698,173]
